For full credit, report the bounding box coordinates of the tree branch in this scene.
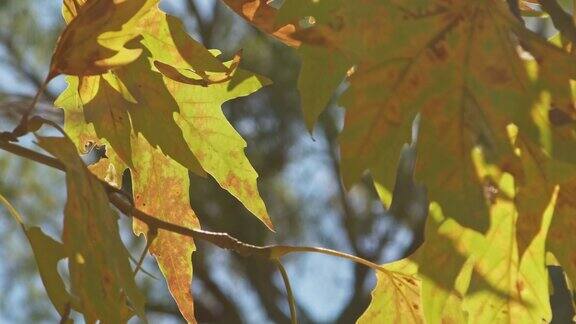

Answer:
[0,137,387,273]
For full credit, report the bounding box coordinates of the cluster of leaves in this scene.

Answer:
[2,0,576,323]
[222,0,576,322]
[7,0,275,322]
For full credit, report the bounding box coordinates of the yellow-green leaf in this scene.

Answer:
[166,59,274,230]
[221,0,576,234]
[50,0,158,77]
[463,175,557,323]
[55,76,128,187]
[130,134,200,323]
[112,55,205,176]
[37,135,145,323]
[24,226,74,317]
[82,74,134,168]
[358,261,424,324]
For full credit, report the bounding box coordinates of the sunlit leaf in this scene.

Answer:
[55,76,127,187]
[130,134,199,323]
[50,0,158,77]
[112,55,206,175]
[51,4,278,320]
[358,261,424,323]
[166,58,274,229]
[221,0,576,234]
[463,176,557,323]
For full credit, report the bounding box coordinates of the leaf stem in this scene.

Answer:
[9,76,51,139]
[275,260,297,324]
[0,193,24,224]
[270,246,385,272]
[133,227,157,277]
[24,76,49,119]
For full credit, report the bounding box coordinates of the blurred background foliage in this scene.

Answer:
[0,0,569,323]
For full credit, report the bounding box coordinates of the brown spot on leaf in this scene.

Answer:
[484,66,510,84]
[516,280,525,293]
[430,44,448,61]
[329,15,345,31]
[549,108,574,126]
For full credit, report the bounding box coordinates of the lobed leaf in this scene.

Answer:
[37,135,146,322]
[52,2,277,322]
[221,0,576,234]
[24,226,74,318]
[130,134,200,323]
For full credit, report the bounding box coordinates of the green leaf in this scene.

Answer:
[37,135,146,323]
[297,45,349,131]
[463,174,557,323]
[138,9,227,72]
[166,59,274,230]
[136,9,274,228]
[24,226,74,318]
[82,74,134,168]
[55,76,127,187]
[53,5,276,319]
[220,0,576,234]
[358,261,424,324]
[549,182,576,289]
[112,55,206,176]
[0,195,74,318]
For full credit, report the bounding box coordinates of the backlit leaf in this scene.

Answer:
[112,55,206,175]
[166,59,273,229]
[81,74,134,168]
[50,0,158,77]
[130,134,200,323]
[358,261,424,324]
[463,175,557,323]
[55,76,128,187]
[24,226,74,318]
[52,4,276,320]
[221,0,576,233]
[37,135,145,323]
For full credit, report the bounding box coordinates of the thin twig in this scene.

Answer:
[506,0,521,20]
[12,77,50,138]
[275,260,297,324]
[540,0,576,44]
[0,193,24,224]
[133,227,157,276]
[0,34,57,101]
